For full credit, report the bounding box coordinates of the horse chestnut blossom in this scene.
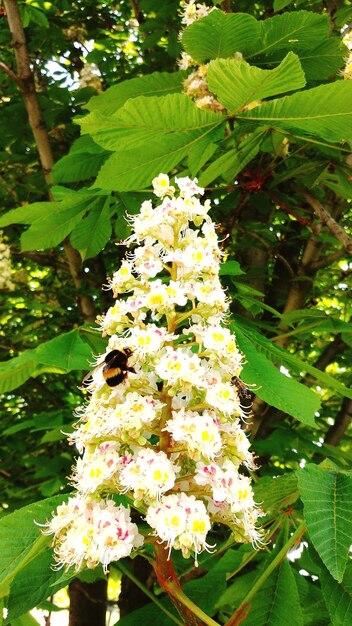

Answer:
[46,173,262,572]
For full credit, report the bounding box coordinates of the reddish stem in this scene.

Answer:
[153,543,206,626]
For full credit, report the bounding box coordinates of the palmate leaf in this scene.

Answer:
[233,325,320,426]
[13,193,105,252]
[297,464,352,582]
[6,548,73,622]
[207,52,306,114]
[294,38,345,80]
[85,70,186,116]
[238,81,352,144]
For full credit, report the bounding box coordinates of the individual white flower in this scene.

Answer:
[127,324,176,357]
[165,408,222,460]
[146,492,212,562]
[152,173,175,198]
[73,441,120,495]
[206,381,242,416]
[155,346,206,387]
[119,448,177,502]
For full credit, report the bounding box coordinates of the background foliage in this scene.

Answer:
[0,0,351,624]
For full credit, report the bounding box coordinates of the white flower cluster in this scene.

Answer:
[48,174,262,571]
[180,0,213,27]
[178,3,227,112]
[0,231,14,291]
[78,64,103,93]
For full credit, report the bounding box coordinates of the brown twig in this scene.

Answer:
[303,192,352,253]
[4,0,96,322]
[129,0,144,25]
[0,60,19,84]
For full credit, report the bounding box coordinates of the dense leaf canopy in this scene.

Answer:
[0,1,351,625]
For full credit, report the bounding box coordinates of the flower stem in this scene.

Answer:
[153,543,221,626]
[224,521,306,626]
[115,561,183,626]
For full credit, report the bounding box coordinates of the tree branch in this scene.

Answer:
[303,192,352,254]
[309,247,346,271]
[0,60,20,84]
[324,397,352,447]
[4,0,96,323]
[128,0,144,25]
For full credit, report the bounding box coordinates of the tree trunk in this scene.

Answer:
[68,579,107,626]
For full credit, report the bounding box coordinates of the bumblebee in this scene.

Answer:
[102,348,135,386]
[82,348,135,388]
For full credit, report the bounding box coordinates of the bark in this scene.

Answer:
[118,556,154,617]
[3,0,96,322]
[68,579,107,626]
[324,397,352,446]
[275,225,323,348]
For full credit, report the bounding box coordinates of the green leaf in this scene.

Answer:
[247,11,329,59]
[52,136,110,183]
[297,464,352,582]
[93,95,225,191]
[273,0,293,11]
[0,329,96,393]
[234,318,352,400]
[10,613,41,626]
[207,52,306,114]
[238,81,352,144]
[298,38,346,80]
[320,561,352,626]
[219,260,244,276]
[199,128,267,186]
[243,560,303,626]
[70,198,112,260]
[27,5,49,29]
[6,548,73,622]
[182,10,260,63]
[0,352,38,394]
[0,202,51,227]
[254,473,299,516]
[0,495,67,594]
[86,71,186,116]
[233,325,320,426]
[82,93,225,152]
[35,329,93,372]
[20,195,100,251]
[187,139,218,177]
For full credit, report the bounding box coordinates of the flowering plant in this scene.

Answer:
[47,174,262,575]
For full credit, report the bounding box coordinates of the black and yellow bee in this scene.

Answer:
[82,348,135,388]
